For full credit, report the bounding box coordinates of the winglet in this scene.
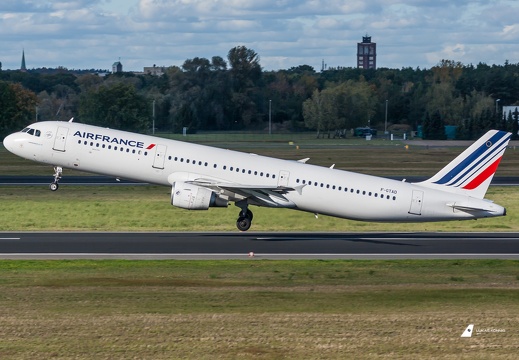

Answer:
[415,130,511,199]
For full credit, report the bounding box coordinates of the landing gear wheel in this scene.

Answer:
[50,166,62,191]
[236,208,253,231]
[236,216,252,232]
[238,209,253,222]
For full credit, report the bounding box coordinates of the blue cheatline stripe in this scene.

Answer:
[445,134,510,187]
[433,131,509,186]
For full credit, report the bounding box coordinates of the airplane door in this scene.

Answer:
[152,144,167,169]
[53,127,69,152]
[409,190,424,215]
[277,170,290,187]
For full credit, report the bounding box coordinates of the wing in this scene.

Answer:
[167,171,304,207]
[188,178,305,208]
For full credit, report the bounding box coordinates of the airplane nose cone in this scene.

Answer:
[2,133,15,152]
[2,133,24,156]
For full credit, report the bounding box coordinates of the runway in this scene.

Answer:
[1,232,518,260]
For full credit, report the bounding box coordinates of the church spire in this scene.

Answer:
[21,49,27,72]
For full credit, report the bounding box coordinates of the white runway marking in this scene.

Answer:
[0,253,518,260]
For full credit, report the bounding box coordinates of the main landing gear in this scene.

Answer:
[236,208,253,232]
[50,166,62,191]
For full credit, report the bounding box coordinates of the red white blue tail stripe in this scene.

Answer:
[417,130,511,199]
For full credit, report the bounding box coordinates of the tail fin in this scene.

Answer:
[415,130,511,199]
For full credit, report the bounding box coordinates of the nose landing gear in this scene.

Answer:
[50,166,62,191]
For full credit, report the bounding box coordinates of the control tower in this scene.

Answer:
[357,35,376,69]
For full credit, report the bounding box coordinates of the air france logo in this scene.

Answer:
[73,131,155,149]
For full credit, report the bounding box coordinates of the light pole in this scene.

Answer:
[384,99,388,135]
[269,99,272,135]
[495,99,501,116]
[152,100,156,135]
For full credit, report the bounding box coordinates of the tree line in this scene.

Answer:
[1,47,519,140]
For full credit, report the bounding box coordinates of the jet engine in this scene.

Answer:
[171,182,228,210]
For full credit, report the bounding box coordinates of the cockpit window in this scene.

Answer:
[20,127,41,137]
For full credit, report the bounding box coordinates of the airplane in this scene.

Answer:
[2,119,511,231]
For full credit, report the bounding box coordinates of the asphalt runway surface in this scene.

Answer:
[2,177,519,260]
[0,232,518,260]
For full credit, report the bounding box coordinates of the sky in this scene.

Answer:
[1,0,519,72]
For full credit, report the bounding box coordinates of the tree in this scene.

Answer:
[303,89,328,137]
[0,82,37,138]
[423,110,445,139]
[227,46,261,92]
[79,82,150,132]
[227,46,263,128]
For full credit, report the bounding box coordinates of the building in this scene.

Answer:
[143,65,166,76]
[21,50,27,72]
[357,35,376,69]
[112,60,123,73]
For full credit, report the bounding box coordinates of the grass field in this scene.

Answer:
[0,185,518,232]
[1,138,519,359]
[0,260,518,359]
[0,185,516,232]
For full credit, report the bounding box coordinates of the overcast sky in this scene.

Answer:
[1,0,518,72]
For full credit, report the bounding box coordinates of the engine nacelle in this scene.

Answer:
[171,182,228,210]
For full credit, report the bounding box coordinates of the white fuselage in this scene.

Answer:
[3,121,506,222]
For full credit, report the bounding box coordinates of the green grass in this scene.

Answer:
[2,139,519,358]
[1,185,518,231]
[0,260,517,359]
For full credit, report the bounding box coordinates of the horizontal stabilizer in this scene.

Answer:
[446,202,498,213]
